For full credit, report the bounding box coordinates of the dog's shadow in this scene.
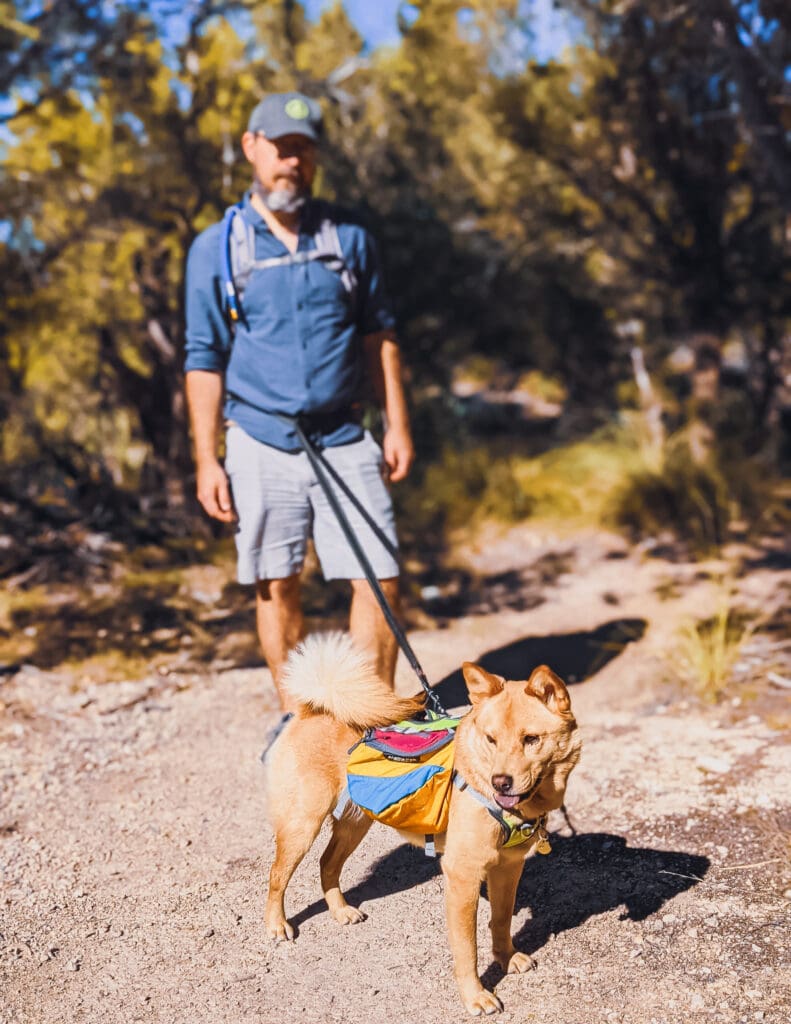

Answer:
[287,830,709,953]
[432,618,647,709]
[480,831,710,987]
[288,841,441,932]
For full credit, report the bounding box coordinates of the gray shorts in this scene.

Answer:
[224,424,399,584]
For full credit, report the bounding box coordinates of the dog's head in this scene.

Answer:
[458,662,581,815]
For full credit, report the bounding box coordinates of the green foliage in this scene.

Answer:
[406,444,534,535]
[608,436,770,557]
[0,0,788,539]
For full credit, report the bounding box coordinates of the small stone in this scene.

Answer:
[203,928,214,938]
[696,756,731,774]
[66,958,81,972]
[689,994,705,1010]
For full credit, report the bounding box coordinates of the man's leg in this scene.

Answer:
[256,574,304,709]
[349,577,400,687]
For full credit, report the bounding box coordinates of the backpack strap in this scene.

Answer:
[452,772,549,850]
[314,217,358,304]
[332,785,352,821]
[452,771,510,843]
[219,204,358,329]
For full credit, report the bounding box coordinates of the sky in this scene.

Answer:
[302,0,579,59]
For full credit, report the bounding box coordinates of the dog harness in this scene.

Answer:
[334,715,552,858]
[452,773,552,854]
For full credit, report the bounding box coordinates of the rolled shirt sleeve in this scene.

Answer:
[184,223,233,374]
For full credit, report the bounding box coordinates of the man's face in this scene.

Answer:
[241,131,317,199]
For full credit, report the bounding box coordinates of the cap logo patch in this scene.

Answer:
[285,98,310,120]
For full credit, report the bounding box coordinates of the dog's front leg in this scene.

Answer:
[487,854,535,974]
[444,862,502,1016]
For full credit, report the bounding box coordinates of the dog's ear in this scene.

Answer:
[526,665,572,717]
[462,663,505,704]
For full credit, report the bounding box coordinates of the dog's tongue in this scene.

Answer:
[494,793,521,809]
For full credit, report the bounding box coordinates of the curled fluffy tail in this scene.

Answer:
[281,633,424,729]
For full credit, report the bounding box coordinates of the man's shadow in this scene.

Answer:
[432,618,646,708]
[286,830,708,945]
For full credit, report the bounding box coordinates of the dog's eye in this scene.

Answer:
[523,735,539,746]
[485,734,496,746]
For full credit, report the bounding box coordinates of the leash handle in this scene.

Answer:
[290,417,446,717]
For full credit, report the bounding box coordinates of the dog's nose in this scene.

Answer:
[491,774,513,793]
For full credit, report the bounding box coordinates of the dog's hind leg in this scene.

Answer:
[320,809,373,926]
[487,856,534,975]
[265,784,338,942]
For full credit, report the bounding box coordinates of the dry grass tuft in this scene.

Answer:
[675,586,758,701]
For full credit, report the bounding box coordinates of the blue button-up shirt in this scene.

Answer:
[184,194,396,451]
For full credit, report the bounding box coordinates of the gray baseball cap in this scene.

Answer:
[247,92,323,141]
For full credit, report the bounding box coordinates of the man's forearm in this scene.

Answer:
[185,369,225,465]
[363,332,411,432]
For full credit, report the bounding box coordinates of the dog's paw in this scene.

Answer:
[331,904,366,926]
[464,989,503,1016]
[266,919,295,943]
[504,951,535,974]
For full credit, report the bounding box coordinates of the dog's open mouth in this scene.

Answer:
[493,775,543,810]
[493,793,522,809]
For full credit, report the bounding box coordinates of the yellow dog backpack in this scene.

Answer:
[334,711,554,858]
[334,713,461,853]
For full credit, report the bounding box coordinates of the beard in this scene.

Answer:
[253,176,309,214]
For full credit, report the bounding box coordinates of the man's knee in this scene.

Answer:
[350,576,400,604]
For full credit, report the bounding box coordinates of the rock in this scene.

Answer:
[696,756,731,774]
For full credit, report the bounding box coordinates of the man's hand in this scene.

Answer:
[382,426,414,483]
[196,459,237,522]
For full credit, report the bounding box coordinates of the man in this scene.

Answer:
[184,91,414,709]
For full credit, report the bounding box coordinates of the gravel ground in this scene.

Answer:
[1,530,789,1024]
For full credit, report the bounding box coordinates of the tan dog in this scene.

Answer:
[264,633,581,1016]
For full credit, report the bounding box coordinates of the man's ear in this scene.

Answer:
[526,665,573,717]
[241,130,257,163]
[462,663,505,705]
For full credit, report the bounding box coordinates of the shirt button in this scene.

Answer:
[297,301,304,310]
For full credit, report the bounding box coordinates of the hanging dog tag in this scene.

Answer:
[535,829,552,855]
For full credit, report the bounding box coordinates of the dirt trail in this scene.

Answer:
[1,529,789,1024]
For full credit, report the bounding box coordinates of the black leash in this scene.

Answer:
[286,415,446,717]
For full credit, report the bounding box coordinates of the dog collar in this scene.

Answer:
[452,772,551,852]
